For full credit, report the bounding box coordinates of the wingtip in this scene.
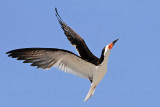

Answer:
[55,8,60,19]
[54,8,65,25]
[6,49,19,55]
[55,8,58,14]
[55,8,60,18]
[55,8,58,17]
[6,51,9,54]
[6,50,12,54]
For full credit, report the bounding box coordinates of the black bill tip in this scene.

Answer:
[112,38,119,46]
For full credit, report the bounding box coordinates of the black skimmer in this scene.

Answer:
[6,8,118,102]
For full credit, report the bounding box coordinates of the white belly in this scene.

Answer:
[93,65,107,85]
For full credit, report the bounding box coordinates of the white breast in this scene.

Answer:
[92,59,108,85]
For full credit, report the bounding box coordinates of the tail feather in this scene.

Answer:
[84,84,96,102]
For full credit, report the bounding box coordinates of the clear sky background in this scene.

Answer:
[0,0,160,107]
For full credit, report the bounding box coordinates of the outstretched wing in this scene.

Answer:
[55,8,99,65]
[6,48,95,80]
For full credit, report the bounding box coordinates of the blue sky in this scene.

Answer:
[0,0,160,106]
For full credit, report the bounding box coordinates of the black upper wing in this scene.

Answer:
[55,8,100,65]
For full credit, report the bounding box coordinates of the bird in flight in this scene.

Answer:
[6,8,118,102]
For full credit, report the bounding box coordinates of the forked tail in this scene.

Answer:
[84,84,96,102]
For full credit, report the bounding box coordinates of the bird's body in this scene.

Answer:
[84,48,111,101]
[6,8,118,102]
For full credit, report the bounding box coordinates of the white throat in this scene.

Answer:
[103,46,111,64]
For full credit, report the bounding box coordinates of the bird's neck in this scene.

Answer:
[101,49,110,66]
